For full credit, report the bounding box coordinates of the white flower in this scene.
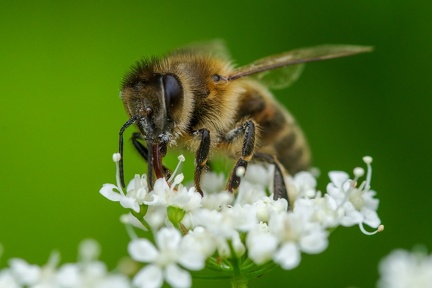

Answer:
[294,194,340,228]
[144,206,168,230]
[128,228,205,288]
[200,190,233,211]
[0,240,131,288]
[269,211,328,269]
[55,263,81,287]
[55,261,130,288]
[378,249,432,288]
[234,164,273,204]
[244,164,274,187]
[100,154,155,213]
[235,180,267,205]
[246,222,278,264]
[292,171,318,199]
[326,157,383,235]
[99,153,384,284]
[8,258,41,286]
[55,240,131,288]
[188,206,252,258]
[201,172,226,195]
[0,269,19,288]
[180,227,216,259]
[152,175,202,212]
[253,196,288,223]
[78,239,101,262]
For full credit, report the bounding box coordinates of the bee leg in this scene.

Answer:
[131,132,172,180]
[131,132,149,161]
[193,128,211,196]
[224,120,256,192]
[253,152,290,210]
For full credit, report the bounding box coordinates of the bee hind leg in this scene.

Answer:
[253,152,290,210]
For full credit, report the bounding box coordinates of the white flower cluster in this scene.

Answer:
[100,154,384,288]
[378,248,432,288]
[0,239,130,288]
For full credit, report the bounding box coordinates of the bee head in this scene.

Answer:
[120,66,183,144]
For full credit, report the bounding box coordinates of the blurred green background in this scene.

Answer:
[1,0,431,287]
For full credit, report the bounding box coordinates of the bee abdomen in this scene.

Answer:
[273,125,311,174]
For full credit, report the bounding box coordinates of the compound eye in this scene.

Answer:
[212,74,222,82]
[162,74,182,109]
[211,74,227,83]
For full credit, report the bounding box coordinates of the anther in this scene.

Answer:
[363,156,373,164]
[113,153,121,163]
[353,167,364,178]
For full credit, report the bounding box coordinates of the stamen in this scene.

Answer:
[358,222,384,235]
[336,179,355,209]
[363,156,373,190]
[168,154,185,183]
[114,153,125,196]
[46,250,61,268]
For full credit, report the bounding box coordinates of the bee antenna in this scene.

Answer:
[119,115,139,187]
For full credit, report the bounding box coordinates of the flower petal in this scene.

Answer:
[328,171,349,188]
[55,264,80,287]
[9,258,41,285]
[119,197,140,213]
[128,239,158,263]
[156,228,181,250]
[246,232,278,265]
[100,184,122,201]
[165,264,191,288]
[178,250,205,271]
[273,243,301,270]
[362,208,381,228]
[133,265,163,288]
[299,229,328,254]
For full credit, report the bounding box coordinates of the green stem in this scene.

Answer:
[231,277,248,288]
[228,242,248,288]
[131,209,152,231]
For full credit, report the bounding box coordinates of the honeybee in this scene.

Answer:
[118,41,371,209]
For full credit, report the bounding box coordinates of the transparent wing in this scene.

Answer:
[254,64,305,89]
[228,44,373,81]
[172,39,231,60]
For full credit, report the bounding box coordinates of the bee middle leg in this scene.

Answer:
[223,120,256,192]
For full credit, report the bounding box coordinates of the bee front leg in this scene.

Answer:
[253,152,290,210]
[193,129,211,196]
[224,120,256,193]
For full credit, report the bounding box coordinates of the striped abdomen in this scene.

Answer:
[235,80,311,174]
